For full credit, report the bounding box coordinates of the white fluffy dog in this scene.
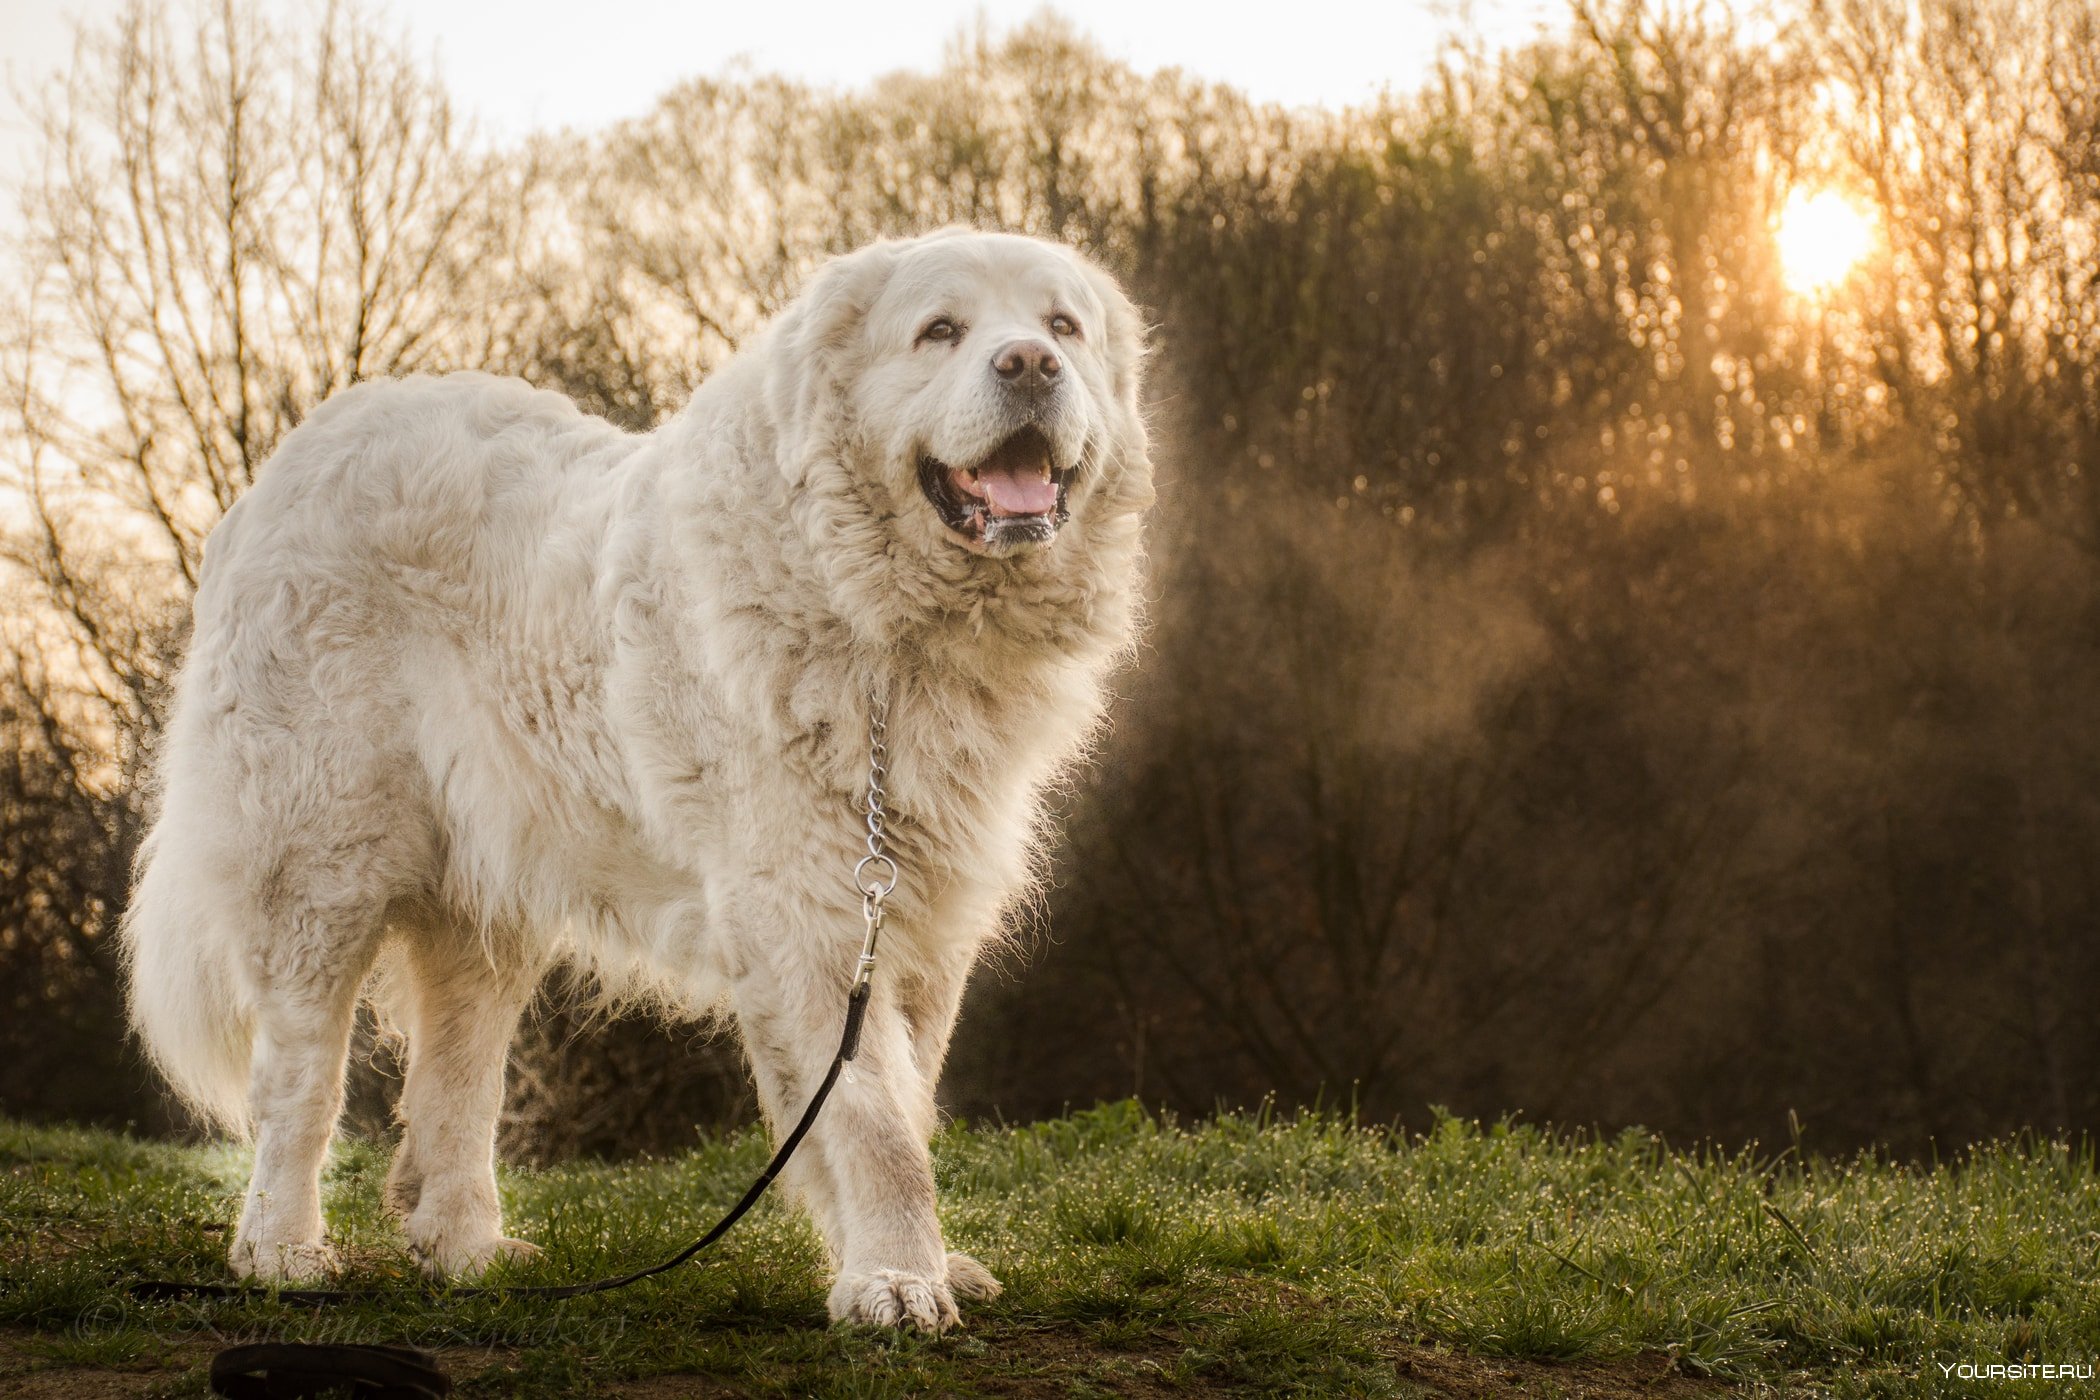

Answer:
[119,229,1153,1332]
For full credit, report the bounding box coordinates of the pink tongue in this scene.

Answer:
[979,466,1059,517]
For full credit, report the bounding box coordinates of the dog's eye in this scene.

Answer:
[1049,313,1080,338]
[918,318,961,346]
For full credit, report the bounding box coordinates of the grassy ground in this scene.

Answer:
[2,1103,2096,1397]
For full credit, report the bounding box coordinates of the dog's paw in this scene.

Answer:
[410,1233,541,1279]
[945,1251,1003,1301]
[829,1268,961,1333]
[229,1235,340,1284]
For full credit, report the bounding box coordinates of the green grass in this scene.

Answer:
[3,1103,2097,1396]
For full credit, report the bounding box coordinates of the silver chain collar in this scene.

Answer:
[850,689,897,992]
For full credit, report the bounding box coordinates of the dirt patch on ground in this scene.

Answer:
[0,1372,174,1399]
[0,1369,172,1400]
[598,1334,1734,1399]
[4,1321,1738,1398]
[0,1326,206,1399]
[1389,1344,1733,1399]
[599,1326,1736,1398]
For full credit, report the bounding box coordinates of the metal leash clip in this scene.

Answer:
[836,687,897,1060]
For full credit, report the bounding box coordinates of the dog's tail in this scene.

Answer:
[120,821,256,1136]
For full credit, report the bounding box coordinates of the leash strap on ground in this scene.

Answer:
[208,1342,450,1398]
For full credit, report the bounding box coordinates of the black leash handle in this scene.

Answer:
[132,980,871,1308]
[210,1342,450,1398]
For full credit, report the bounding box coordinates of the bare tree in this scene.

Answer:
[0,0,542,1127]
[2,0,537,765]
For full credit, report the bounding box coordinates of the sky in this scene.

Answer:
[3,0,1570,180]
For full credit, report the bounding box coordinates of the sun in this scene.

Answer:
[1776,188,1875,296]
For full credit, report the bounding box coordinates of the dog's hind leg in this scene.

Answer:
[899,947,1002,1303]
[733,978,853,1272]
[384,922,541,1277]
[229,877,388,1284]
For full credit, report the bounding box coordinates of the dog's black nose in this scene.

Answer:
[993,339,1061,386]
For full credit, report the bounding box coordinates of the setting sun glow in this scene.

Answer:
[1776,188,1875,296]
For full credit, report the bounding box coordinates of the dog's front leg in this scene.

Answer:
[734,946,959,1333]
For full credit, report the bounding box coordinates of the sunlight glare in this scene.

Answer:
[1776,188,1875,297]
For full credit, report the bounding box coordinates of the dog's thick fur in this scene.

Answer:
[119,229,1152,1331]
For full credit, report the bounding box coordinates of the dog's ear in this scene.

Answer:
[764,243,901,482]
[1074,258,1154,517]
[1079,260,1151,407]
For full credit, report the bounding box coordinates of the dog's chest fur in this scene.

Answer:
[597,548,1095,971]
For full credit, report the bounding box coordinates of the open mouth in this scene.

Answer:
[918,426,1074,553]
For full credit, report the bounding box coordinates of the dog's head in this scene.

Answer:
[759,230,1153,640]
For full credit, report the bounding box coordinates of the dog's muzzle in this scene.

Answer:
[918,425,1074,554]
